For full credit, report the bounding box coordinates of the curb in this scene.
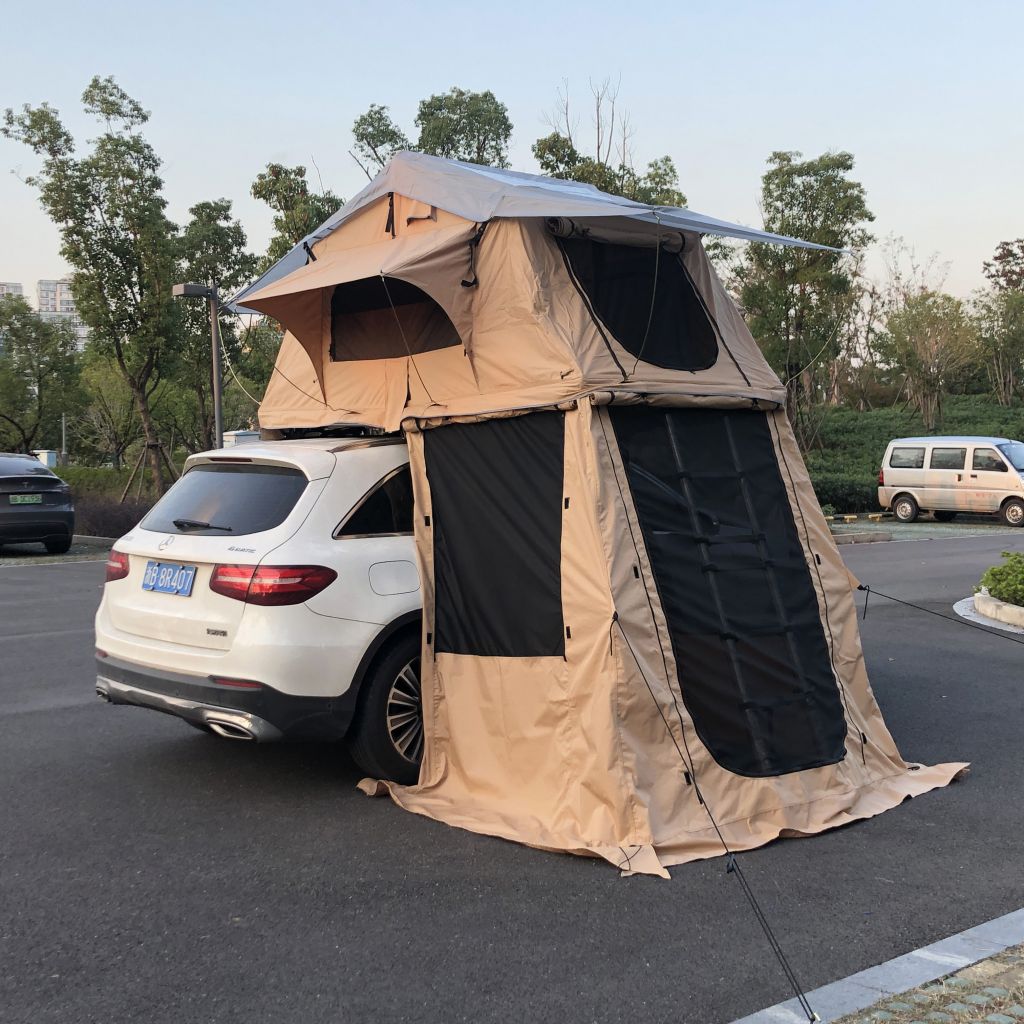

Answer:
[72,535,117,548]
[831,531,892,545]
[729,907,1024,1024]
[974,590,1024,629]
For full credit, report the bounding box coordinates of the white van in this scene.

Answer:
[878,435,1024,526]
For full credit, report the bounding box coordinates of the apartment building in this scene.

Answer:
[0,282,24,298]
[37,278,90,349]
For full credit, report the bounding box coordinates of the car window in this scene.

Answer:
[929,447,966,470]
[972,448,1006,472]
[997,442,1024,471]
[337,466,413,537]
[141,463,308,536]
[888,447,925,469]
[0,455,55,477]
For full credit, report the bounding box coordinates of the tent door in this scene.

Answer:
[609,406,847,778]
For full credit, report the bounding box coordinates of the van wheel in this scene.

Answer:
[1000,498,1024,527]
[934,510,957,523]
[348,631,423,785]
[893,495,919,523]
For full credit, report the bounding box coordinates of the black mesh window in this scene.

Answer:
[610,406,847,777]
[424,413,565,658]
[557,236,718,371]
[337,467,414,537]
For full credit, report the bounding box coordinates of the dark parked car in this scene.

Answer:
[0,454,75,553]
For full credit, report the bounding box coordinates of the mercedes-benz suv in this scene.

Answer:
[94,435,424,783]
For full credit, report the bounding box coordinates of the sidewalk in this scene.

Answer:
[834,944,1024,1024]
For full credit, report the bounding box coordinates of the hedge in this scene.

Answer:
[809,472,878,514]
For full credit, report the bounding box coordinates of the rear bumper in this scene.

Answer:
[95,654,359,740]
[0,508,74,543]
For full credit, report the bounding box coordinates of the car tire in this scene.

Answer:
[892,494,919,523]
[348,631,423,785]
[934,510,957,523]
[1000,498,1024,527]
[45,535,73,554]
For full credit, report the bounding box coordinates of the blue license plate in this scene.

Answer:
[142,560,197,597]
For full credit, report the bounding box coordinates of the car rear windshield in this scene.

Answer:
[141,463,308,537]
[0,456,56,477]
[997,442,1024,470]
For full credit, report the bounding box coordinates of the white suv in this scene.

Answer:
[94,435,424,783]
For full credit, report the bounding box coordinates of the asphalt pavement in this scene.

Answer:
[1,534,1022,1024]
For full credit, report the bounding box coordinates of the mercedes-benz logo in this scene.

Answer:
[158,535,174,551]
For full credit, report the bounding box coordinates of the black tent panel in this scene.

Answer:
[424,413,566,658]
[610,406,847,777]
[557,237,719,372]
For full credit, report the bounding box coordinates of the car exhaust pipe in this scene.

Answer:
[206,718,256,741]
[96,686,112,703]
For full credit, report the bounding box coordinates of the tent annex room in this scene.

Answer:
[235,152,965,877]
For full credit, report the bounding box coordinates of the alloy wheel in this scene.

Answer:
[386,658,423,764]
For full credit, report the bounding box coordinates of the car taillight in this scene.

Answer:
[878,468,885,486]
[105,549,130,583]
[209,564,337,606]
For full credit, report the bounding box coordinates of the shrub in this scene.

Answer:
[58,466,159,500]
[810,472,878,513]
[977,550,1024,608]
[74,496,153,539]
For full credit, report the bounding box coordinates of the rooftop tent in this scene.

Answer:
[242,153,965,876]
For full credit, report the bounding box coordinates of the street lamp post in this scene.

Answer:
[172,282,224,449]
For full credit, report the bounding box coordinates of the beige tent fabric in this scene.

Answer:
[362,402,964,877]
[249,160,963,875]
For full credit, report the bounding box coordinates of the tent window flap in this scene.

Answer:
[610,406,846,777]
[424,412,566,658]
[330,277,462,362]
[557,237,719,372]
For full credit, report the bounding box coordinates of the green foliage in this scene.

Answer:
[978,550,1024,608]
[415,88,512,167]
[251,163,342,269]
[877,290,977,430]
[351,103,411,169]
[0,295,84,452]
[973,288,1024,406]
[351,88,513,170]
[735,151,874,445]
[809,472,877,513]
[533,134,686,205]
[3,75,179,492]
[983,240,1024,292]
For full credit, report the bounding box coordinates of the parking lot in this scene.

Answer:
[2,533,1022,1024]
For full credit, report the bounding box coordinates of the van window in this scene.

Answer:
[889,447,925,469]
[337,466,413,537]
[973,448,1007,472]
[142,464,308,536]
[930,447,966,470]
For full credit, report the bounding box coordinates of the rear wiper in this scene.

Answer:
[172,517,233,532]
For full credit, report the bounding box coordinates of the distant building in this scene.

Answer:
[37,278,89,349]
[0,282,24,298]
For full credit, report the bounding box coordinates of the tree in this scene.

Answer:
[176,199,258,450]
[734,151,874,447]
[3,77,179,492]
[251,163,342,269]
[75,353,140,467]
[983,239,1024,292]
[973,287,1024,407]
[0,295,82,453]
[351,87,513,171]
[351,103,412,171]
[877,291,976,430]
[532,80,686,206]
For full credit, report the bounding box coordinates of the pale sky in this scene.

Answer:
[2,0,1021,300]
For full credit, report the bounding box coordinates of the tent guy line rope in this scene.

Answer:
[379,273,442,409]
[858,584,1024,646]
[612,617,819,1024]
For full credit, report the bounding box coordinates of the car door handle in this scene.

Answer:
[970,473,978,478]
